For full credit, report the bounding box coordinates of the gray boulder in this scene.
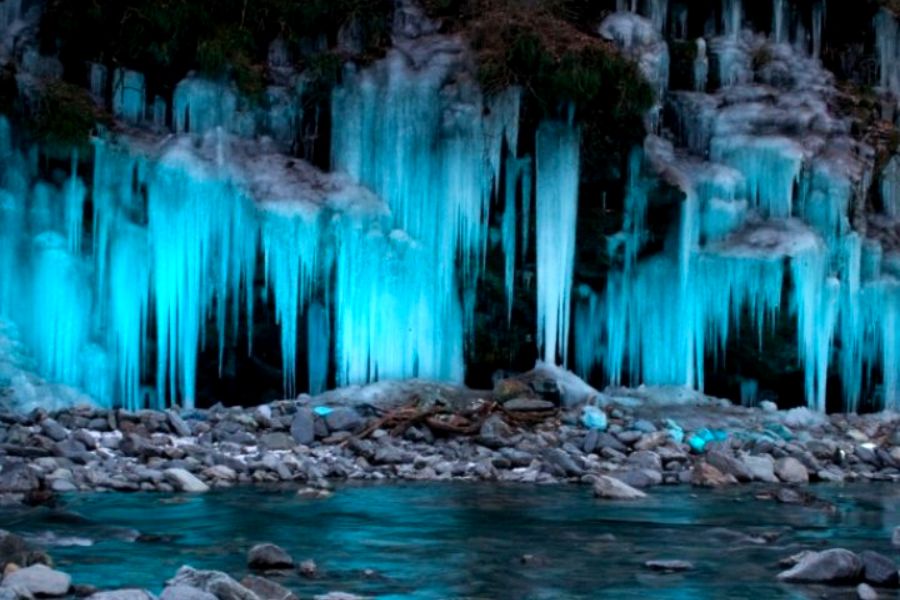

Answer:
[584,431,627,454]
[258,433,294,451]
[239,577,297,600]
[168,567,259,600]
[86,590,154,600]
[741,454,777,482]
[164,469,209,493]
[159,586,217,600]
[502,399,555,412]
[860,550,899,587]
[247,544,293,570]
[0,465,39,493]
[593,475,647,500]
[615,469,662,489]
[477,415,514,449]
[691,462,736,487]
[0,586,28,600]
[777,549,862,584]
[857,583,878,600]
[626,450,662,471]
[774,457,809,484]
[289,410,315,446]
[0,530,35,570]
[706,450,753,482]
[1,565,71,597]
[166,411,193,438]
[541,449,583,477]
[323,408,363,433]
[39,420,67,442]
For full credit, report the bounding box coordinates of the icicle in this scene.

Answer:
[172,78,239,135]
[740,379,758,406]
[710,135,802,219]
[574,285,602,378]
[672,4,688,39]
[501,157,519,324]
[881,155,900,218]
[880,285,900,409]
[148,143,258,408]
[811,0,824,59]
[0,188,22,319]
[535,121,580,366]
[64,151,85,254]
[307,301,329,396]
[772,0,786,44]
[694,38,709,92]
[25,232,92,388]
[89,63,107,100]
[334,218,464,385]
[647,0,668,33]
[112,69,146,124]
[331,47,517,371]
[107,222,149,410]
[791,246,839,412]
[722,0,742,38]
[876,9,900,96]
[520,157,533,261]
[260,208,319,398]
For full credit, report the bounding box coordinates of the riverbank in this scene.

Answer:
[2,367,900,505]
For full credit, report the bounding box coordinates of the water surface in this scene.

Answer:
[3,482,900,599]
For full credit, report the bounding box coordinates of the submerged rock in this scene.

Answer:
[1,564,71,597]
[0,531,36,571]
[159,585,217,600]
[239,577,297,600]
[857,583,878,600]
[298,560,317,578]
[247,544,293,570]
[777,549,862,584]
[644,560,694,572]
[86,590,154,600]
[169,567,259,600]
[859,550,899,587]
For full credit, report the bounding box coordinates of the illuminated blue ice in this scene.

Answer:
[535,121,580,366]
[112,69,146,124]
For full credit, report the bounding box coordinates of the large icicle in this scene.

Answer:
[535,121,580,366]
[260,208,320,398]
[330,41,518,383]
[501,157,519,323]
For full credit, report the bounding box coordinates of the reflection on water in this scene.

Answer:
[2,483,900,599]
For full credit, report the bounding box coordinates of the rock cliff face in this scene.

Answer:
[0,0,894,413]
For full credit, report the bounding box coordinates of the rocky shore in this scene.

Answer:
[3,367,900,504]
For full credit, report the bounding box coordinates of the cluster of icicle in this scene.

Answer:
[577,0,900,412]
[0,28,583,410]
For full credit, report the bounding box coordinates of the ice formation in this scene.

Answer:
[575,4,900,412]
[0,0,899,416]
[536,121,580,366]
[0,6,523,409]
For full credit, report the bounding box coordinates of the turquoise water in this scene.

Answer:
[2,483,900,599]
